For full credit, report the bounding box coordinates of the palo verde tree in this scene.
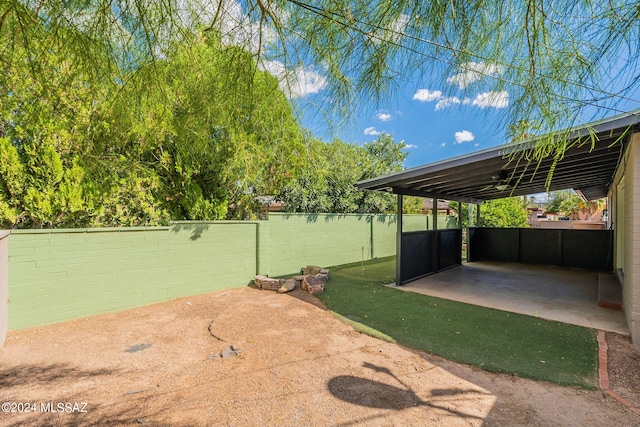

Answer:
[1,0,639,160]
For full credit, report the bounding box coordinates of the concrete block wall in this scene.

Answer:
[8,222,258,330]
[4,213,450,332]
[403,215,458,232]
[262,213,457,277]
[262,213,397,277]
[623,134,640,344]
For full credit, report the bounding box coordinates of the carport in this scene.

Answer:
[356,112,640,333]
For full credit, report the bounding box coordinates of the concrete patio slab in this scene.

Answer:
[391,262,629,335]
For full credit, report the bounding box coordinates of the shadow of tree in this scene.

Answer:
[328,375,421,410]
[2,395,182,427]
[327,362,488,423]
[0,368,198,427]
[170,222,210,240]
[0,363,115,388]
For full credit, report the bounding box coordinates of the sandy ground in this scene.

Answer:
[0,286,638,426]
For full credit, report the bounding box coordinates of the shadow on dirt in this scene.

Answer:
[328,362,488,423]
[0,363,115,388]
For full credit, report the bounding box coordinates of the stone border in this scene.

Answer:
[254,266,330,294]
[597,330,640,415]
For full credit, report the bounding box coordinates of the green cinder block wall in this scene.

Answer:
[8,222,258,330]
[262,213,398,276]
[6,213,458,330]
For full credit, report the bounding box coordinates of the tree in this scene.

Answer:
[0,23,307,227]
[0,31,169,228]
[480,198,530,228]
[278,134,406,213]
[545,190,573,214]
[1,0,638,164]
[558,194,585,220]
[115,32,306,220]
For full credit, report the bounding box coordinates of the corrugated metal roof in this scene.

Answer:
[357,111,640,203]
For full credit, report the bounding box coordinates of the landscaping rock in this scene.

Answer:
[255,267,330,295]
[254,275,285,291]
[278,279,297,294]
[301,265,322,275]
[219,345,242,358]
[302,275,326,294]
[315,272,329,283]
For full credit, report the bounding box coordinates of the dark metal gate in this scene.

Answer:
[399,229,462,284]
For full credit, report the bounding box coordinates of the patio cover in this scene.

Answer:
[356,111,640,203]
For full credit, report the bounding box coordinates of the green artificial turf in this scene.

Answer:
[317,257,599,389]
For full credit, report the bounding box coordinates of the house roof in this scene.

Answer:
[421,198,452,211]
[357,111,640,203]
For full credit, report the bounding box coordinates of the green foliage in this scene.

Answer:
[277,134,405,213]
[0,1,634,226]
[545,190,573,214]
[0,23,307,227]
[558,195,585,219]
[480,197,530,228]
[115,33,306,221]
[448,198,529,228]
[402,196,424,214]
[0,19,172,228]
[1,0,635,168]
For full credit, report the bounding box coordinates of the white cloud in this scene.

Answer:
[435,97,461,110]
[412,89,442,102]
[454,130,475,144]
[195,1,327,99]
[404,144,418,149]
[440,142,446,147]
[260,60,327,98]
[169,1,325,100]
[447,62,505,89]
[364,127,382,136]
[371,14,410,44]
[377,112,392,121]
[472,91,509,109]
[290,67,327,97]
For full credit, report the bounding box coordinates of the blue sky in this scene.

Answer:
[296,76,640,170]
[305,84,510,169]
[192,0,640,171]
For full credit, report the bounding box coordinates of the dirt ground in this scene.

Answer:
[0,286,638,426]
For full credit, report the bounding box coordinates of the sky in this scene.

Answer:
[199,1,521,169]
[295,73,640,170]
[185,0,640,172]
[298,79,512,169]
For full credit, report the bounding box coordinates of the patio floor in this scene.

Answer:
[391,262,630,335]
